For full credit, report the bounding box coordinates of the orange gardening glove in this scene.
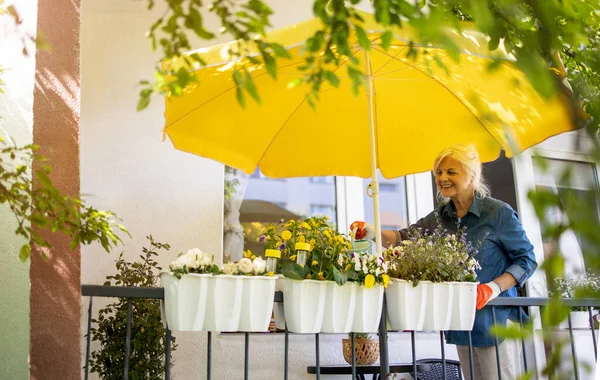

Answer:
[349,221,375,240]
[476,281,502,310]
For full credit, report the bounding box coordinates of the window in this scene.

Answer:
[363,172,409,232]
[533,158,600,276]
[224,166,337,261]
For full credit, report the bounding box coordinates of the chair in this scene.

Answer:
[416,359,462,380]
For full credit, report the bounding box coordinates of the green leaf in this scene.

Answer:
[323,71,339,87]
[176,68,191,88]
[186,7,215,40]
[137,91,151,111]
[19,244,31,262]
[269,42,291,59]
[380,30,393,51]
[281,261,308,280]
[332,266,348,286]
[244,72,261,103]
[354,25,370,51]
[262,51,277,79]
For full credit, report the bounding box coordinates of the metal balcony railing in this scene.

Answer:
[81,285,600,380]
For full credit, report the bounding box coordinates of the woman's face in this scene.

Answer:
[435,156,474,200]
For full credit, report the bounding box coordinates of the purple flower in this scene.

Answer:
[258,235,266,243]
[278,243,286,251]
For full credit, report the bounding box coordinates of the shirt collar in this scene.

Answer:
[442,193,483,219]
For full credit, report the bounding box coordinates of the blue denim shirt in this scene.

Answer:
[396,195,537,347]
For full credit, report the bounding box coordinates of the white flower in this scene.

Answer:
[170,260,185,271]
[253,257,266,275]
[222,262,239,275]
[187,248,203,257]
[362,265,368,274]
[199,254,213,267]
[238,258,253,274]
[175,253,196,269]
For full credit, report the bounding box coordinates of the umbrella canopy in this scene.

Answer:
[164,11,575,180]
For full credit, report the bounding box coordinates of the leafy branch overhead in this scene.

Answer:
[0,138,129,261]
[139,0,599,134]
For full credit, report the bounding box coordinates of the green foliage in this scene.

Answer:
[550,272,600,312]
[90,236,176,379]
[383,219,481,285]
[0,138,129,261]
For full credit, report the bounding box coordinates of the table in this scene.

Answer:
[307,363,430,380]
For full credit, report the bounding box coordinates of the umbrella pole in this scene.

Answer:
[362,49,382,257]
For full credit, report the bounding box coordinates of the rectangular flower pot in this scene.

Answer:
[423,281,454,331]
[386,279,427,331]
[280,277,327,333]
[204,275,244,332]
[321,281,357,333]
[238,276,278,332]
[447,282,478,331]
[160,271,212,331]
[352,283,384,333]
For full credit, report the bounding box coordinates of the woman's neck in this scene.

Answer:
[452,192,475,219]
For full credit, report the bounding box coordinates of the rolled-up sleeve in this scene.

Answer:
[498,205,538,287]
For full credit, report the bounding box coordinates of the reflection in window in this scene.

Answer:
[533,158,600,276]
[227,168,337,261]
[363,172,409,237]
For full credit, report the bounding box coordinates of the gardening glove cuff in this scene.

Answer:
[476,281,502,310]
[349,221,375,240]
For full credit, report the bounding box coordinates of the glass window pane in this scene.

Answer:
[363,172,409,233]
[224,167,337,261]
[533,158,599,276]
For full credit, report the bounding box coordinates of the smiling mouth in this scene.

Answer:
[440,184,453,189]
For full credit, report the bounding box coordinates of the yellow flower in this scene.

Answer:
[318,272,325,280]
[251,255,257,260]
[297,235,306,243]
[310,239,316,246]
[290,255,297,261]
[281,230,292,240]
[243,250,252,258]
[382,274,390,288]
[301,222,312,230]
[345,264,351,270]
[311,260,318,266]
[305,273,311,279]
[324,215,329,220]
[286,219,296,227]
[365,274,375,289]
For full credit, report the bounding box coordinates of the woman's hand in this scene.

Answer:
[349,221,375,240]
[476,281,502,310]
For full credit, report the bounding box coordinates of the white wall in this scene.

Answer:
[0,1,37,378]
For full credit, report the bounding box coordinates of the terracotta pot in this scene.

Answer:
[342,338,380,366]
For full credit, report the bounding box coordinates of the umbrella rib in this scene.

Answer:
[372,47,505,148]
[165,59,309,128]
[372,46,407,76]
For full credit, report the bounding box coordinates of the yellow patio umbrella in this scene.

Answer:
[163,10,575,255]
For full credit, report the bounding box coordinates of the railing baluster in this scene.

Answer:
[567,313,580,380]
[244,332,249,380]
[379,295,389,380]
[468,331,475,380]
[351,332,356,380]
[85,296,93,380]
[518,306,528,373]
[491,306,501,380]
[124,298,132,380]
[207,331,212,380]
[411,331,417,380]
[589,307,597,358]
[165,326,171,380]
[315,333,320,380]
[440,331,446,380]
[284,328,289,380]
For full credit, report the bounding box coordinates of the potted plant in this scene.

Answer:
[383,221,481,331]
[214,251,277,332]
[159,248,220,331]
[551,272,600,329]
[90,236,176,379]
[261,216,358,333]
[342,333,380,366]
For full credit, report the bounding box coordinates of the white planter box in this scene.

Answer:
[321,281,357,333]
[559,311,595,330]
[423,281,454,331]
[448,282,478,331]
[204,275,244,332]
[160,271,211,331]
[386,279,427,331]
[385,279,477,331]
[280,277,327,333]
[352,284,384,333]
[238,276,277,332]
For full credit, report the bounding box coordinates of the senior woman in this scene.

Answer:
[351,144,537,380]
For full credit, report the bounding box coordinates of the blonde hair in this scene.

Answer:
[433,144,491,202]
